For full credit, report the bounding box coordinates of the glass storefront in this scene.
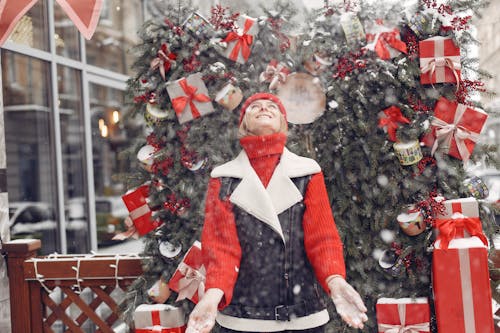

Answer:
[1,0,144,255]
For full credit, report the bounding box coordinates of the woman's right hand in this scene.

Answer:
[186,288,224,333]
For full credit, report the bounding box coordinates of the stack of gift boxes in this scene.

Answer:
[375,197,495,332]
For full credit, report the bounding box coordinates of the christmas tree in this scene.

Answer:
[121,0,499,331]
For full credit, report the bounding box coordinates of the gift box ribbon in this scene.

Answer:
[366,29,407,60]
[112,216,138,241]
[378,106,410,142]
[378,303,430,333]
[135,309,186,333]
[259,59,290,90]
[222,18,254,62]
[175,262,206,302]
[430,103,481,162]
[172,78,211,119]
[435,216,487,250]
[150,43,177,80]
[420,38,461,88]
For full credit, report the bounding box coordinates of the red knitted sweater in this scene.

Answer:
[201,133,346,308]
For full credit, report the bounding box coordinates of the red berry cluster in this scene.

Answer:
[416,190,446,227]
[151,157,174,176]
[183,43,201,72]
[146,133,164,150]
[164,18,184,36]
[209,5,239,31]
[455,79,486,104]
[267,17,291,52]
[164,194,191,215]
[332,50,367,79]
[407,94,432,115]
[413,156,437,177]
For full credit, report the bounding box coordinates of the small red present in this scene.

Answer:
[422,97,488,162]
[168,241,205,304]
[376,297,430,332]
[122,185,161,236]
[220,15,258,64]
[166,73,214,124]
[134,304,186,333]
[433,237,494,333]
[420,36,461,85]
[434,197,487,250]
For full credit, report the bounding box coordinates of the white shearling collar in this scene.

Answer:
[211,148,321,242]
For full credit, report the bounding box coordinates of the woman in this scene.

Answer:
[187,93,367,333]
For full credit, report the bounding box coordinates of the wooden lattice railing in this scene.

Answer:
[2,239,143,333]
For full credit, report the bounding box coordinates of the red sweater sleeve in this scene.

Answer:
[201,177,241,308]
[303,172,346,292]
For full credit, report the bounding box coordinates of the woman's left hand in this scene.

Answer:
[328,277,368,329]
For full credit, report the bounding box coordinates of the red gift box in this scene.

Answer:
[422,97,488,162]
[365,23,407,60]
[166,73,214,124]
[134,304,186,333]
[434,197,487,249]
[433,237,494,333]
[221,15,258,64]
[168,241,205,304]
[122,185,161,236]
[420,36,461,85]
[376,298,430,332]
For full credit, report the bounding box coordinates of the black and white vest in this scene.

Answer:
[210,148,330,332]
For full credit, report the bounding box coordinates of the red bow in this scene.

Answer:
[150,44,177,80]
[222,19,254,62]
[171,79,211,119]
[378,106,410,142]
[367,29,407,60]
[435,217,487,250]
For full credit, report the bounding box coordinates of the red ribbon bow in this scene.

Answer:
[367,29,407,60]
[171,79,211,119]
[222,18,255,62]
[378,106,410,141]
[150,44,177,80]
[435,217,487,250]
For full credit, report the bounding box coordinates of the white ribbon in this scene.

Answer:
[130,204,150,220]
[430,103,480,162]
[175,262,206,302]
[458,249,476,333]
[420,38,461,88]
[378,303,430,333]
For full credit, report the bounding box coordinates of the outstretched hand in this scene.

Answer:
[186,289,223,333]
[328,276,368,329]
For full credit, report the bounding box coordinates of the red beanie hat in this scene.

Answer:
[239,93,287,125]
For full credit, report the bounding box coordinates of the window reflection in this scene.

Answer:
[85,0,143,75]
[8,1,49,51]
[58,65,88,253]
[1,50,58,254]
[54,3,80,60]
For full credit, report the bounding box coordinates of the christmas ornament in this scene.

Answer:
[259,59,290,90]
[303,52,332,76]
[137,145,158,172]
[122,184,162,236]
[134,304,186,332]
[365,22,407,60]
[148,278,172,304]
[397,205,426,236]
[166,72,214,124]
[376,298,430,333]
[145,103,168,122]
[150,43,177,80]
[159,240,182,258]
[182,12,213,38]
[407,13,430,37]
[215,83,243,111]
[277,73,326,124]
[421,97,488,162]
[419,36,461,86]
[220,15,258,64]
[340,13,366,45]
[0,0,103,45]
[393,140,423,166]
[181,156,207,172]
[378,106,410,142]
[463,176,489,200]
[378,249,406,277]
[168,241,205,304]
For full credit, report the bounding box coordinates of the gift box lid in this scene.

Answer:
[436,197,478,219]
[434,236,488,250]
[134,304,185,328]
[376,297,428,304]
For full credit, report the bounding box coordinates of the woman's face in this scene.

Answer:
[244,99,281,136]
